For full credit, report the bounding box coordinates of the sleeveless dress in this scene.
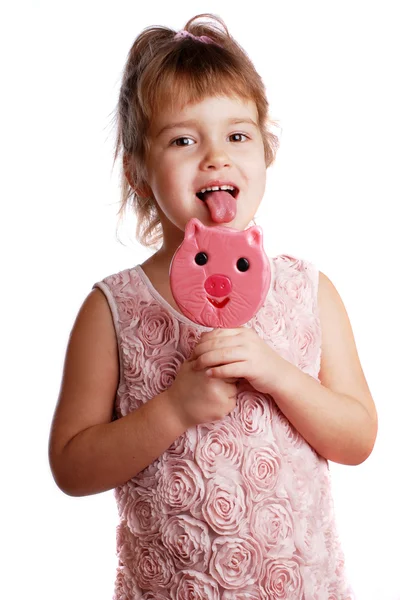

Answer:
[92,254,355,600]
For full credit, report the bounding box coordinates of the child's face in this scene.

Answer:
[145,95,267,247]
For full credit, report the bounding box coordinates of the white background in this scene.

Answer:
[2,1,399,598]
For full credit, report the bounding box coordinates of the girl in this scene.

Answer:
[48,13,377,599]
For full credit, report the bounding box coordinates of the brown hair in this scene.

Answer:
[111,13,280,249]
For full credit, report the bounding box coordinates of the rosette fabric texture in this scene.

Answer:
[93,255,355,599]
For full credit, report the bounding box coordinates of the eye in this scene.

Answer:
[195,252,208,266]
[237,257,249,272]
[172,137,194,147]
[229,133,249,142]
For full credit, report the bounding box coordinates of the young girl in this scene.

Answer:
[48,13,377,599]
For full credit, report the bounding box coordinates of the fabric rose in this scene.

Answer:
[290,312,321,372]
[195,421,243,478]
[303,564,355,600]
[221,587,264,600]
[294,513,326,565]
[115,480,138,520]
[105,270,142,327]
[209,535,262,590]
[170,570,220,600]
[115,519,136,566]
[113,564,142,600]
[253,293,288,340]
[179,322,200,358]
[146,350,186,398]
[300,564,329,600]
[251,293,298,365]
[164,428,197,460]
[274,257,314,307]
[283,451,321,513]
[160,514,211,571]
[317,468,336,526]
[232,389,274,440]
[131,459,162,489]
[242,443,282,500]
[106,269,130,291]
[141,591,171,600]
[124,486,163,538]
[202,473,247,535]
[120,329,146,392]
[271,406,305,455]
[117,383,140,415]
[156,458,205,515]
[117,292,142,328]
[260,557,304,599]
[322,523,348,582]
[133,536,175,591]
[137,303,179,357]
[250,499,295,558]
[117,293,142,327]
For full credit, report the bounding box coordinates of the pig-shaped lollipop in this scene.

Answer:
[170,218,271,328]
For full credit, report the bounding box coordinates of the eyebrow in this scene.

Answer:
[156,117,258,138]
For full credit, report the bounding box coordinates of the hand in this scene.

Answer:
[190,327,288,395]
[166,358,239,429]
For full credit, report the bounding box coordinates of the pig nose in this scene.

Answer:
[204,274,232,297]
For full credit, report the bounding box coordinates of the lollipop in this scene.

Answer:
[169,218,271,328]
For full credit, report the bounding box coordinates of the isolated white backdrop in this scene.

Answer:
[2,1,399,599]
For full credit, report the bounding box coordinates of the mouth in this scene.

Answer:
[195,183,239,224]
[196,187,239,201]
[207,296,230,309]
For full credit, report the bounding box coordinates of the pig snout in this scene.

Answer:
[204,274,232,297]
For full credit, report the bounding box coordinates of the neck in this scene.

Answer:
[155,218,185,265]
[141,234,183,277]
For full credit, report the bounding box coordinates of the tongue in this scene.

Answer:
[203,191,237,223]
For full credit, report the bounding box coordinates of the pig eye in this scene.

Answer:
[195,252,208,266]
[237,257,249,272]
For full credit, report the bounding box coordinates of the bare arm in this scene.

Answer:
[270,362,376,465]
[269,270,378,465]
[48,289,185,497]
[54,389,185,497]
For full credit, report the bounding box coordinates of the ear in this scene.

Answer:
[185,218,204,240]
[244,225,263,247]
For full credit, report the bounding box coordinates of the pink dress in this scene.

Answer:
[93,254,355,600]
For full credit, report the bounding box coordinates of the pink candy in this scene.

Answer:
[170,218,271,327]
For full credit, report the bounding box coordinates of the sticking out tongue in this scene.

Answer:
[203,191,237,223]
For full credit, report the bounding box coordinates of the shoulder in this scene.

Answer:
[316,269,377,423]
[92,266,143,320]
[70,288,119,365]
[94,265,141,291]
[272,254,319,294]
[273,253,316,274]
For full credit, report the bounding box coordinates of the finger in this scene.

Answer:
[192,337,242,360]
[206,363,247,379]
[194,347,245,371]
[200,328,243,343]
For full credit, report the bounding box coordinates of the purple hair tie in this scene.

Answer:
[174,30,220,46]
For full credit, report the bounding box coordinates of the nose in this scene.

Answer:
[204,274,232,297]
[200,140,231,170]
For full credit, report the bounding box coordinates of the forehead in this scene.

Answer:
[149,95,259,137]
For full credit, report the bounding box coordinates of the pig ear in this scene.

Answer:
[185,218,204,240]
[244,225,263,247]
